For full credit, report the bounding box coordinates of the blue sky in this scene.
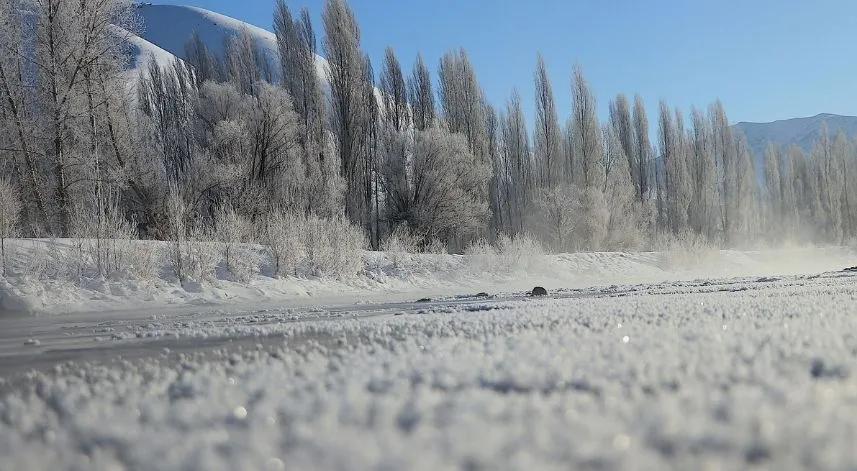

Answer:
[152,0,857,126]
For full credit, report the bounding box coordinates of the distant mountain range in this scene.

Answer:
[733,114,857,178]
[735,113,857,158]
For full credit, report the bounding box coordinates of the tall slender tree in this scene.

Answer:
[408,53,435,131]
[533,54,561,188]
[323,0,373,229]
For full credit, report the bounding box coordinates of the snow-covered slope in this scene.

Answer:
[130,3,328,82]
[117,24,179,79]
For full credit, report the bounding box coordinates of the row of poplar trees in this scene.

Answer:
[1,0,854,253]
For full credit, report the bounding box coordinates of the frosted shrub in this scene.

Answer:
[656,230,716,269]
[303,215,366,278]
[185,224,220,283]
[495,233,546,272]
[214,205,258,282]
[0,178,21,277]
[381,223,420,268]
[264,210,303,278]
[164,190,220,285]
[423,238,447,255]
[25,240,67,280]
[464,238,498,272]
[382,223,421,254]
[66,207,92,281]
[90,204,157,280]
[166,191,187,284]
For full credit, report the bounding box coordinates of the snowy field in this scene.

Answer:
[1,247,857,469]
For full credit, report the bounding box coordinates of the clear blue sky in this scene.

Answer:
[152,0,857,126]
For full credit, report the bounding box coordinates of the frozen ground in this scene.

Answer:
[3,262,857,469]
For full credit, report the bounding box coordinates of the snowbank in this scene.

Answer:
[0,238,852,316]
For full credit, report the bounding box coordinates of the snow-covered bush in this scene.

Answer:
[495,233,546,272]
[382,223,421,254]
[423,238,447,255]
[263,210,303,278]
[89,203,158,280]
[655,230,716,269]
[214,204,258,282]
[164,191,220,285]
[464,238,498,272]
[185,224,220,284]
[465,234,547,273]
[0,178,21,276]
[303,215,366,278]
[263,210,365,279]
[166,190,188,284]
[25,240,67,280]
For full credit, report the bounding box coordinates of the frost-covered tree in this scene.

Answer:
[658,102,691,234]
[438,49,487,162]
[632,95,651,206]
[0,0,136,235]
[732,135,759,243]
[531,185,577,252]
[139,61,199,185]
[570,64,603,189]
[710,100,738,243]
[603,124,641,248]
[500,90,531,234]
[533,54,561,188]
[323,0,373,231]
[409,128,491,243]
[380,48,409,133]
[779,144,798,238]
[274,2,339,217]
[609,94,636,195]
[408,53,434,132]
[225,29,264,96]
[688,106,717,240]
[185,32,222,86]
[763,142,783,239]
[247,82,303,207]
[379,48,412,238]
[484,102,504,235]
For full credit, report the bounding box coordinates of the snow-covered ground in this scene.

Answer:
[0,238,853,316]
[2,265,857,469]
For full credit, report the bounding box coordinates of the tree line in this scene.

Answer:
[1,0,855,259]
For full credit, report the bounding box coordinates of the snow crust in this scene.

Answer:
[2,269,857,469]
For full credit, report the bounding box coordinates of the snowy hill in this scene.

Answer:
[118,24,179,79]
[129,3,328,82]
